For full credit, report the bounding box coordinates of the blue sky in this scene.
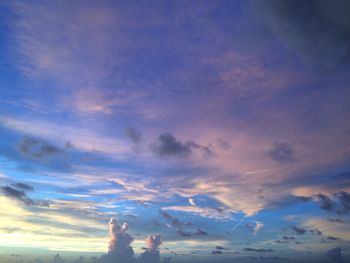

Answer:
[0,1,350,263]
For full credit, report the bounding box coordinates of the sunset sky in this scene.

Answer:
[0,1,350,263]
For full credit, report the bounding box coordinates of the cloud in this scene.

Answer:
[11,182,34,192]
[315,193,334,211]
[188,198,196,206]
[145,234,162,251]
[243,248,274,253]
[126,127,142,144]
[252,0,350,70]
[99,218,134,263]
[195,228,208,236]
[245,221,264,235]
[18,136,64,160]
[285,226,323,237]
[139,234,162,263]
[253,221,264,235]
[99,218,169,263]
[211,250,223,255]
[0,185,35,205]
[327,247,344,263]
[152,133,193,158]
[289,226,306,235]
[215,246,228,250]
[152,133,214,158]
[266,142,295,163]
[161,205,235,220]
[126,127,142,153]
[314,191,350,214]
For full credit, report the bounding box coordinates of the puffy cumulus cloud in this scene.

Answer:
[327,247,344,263]
[98,218,134,263]
[251,0,350,70]
[139,235,163,263]
[145,234,162,251]
[108,218,134,262]
[152,133,214,159]
[99,218,169,263]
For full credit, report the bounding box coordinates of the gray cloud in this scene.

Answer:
[0,185,35,205]
[126,127,142,153]
[195,228,208,236]
[243,248,274,253]
[314,191,350,214]
[152,133,193,158]
[267,142,295,163]
[252,0,350,71]
[315,193,334,211]
[152,133,214,158]
[12,182,34,192]
[126,127,142,144]
[19,136,65,161]
[327,247,344,263]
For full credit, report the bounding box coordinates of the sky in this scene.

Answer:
[0,0,350,262]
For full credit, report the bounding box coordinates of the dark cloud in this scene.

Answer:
[195,228,208,236]
[18,136,65,161]
[314,191,350,214]
[328,218,344,223]
[243,248,274,253]
[126,127,142,144]
[309,229,322,236]
[289,226,306,235]
[286,226,322,236]
[152,133,214,158]
[327,247,344,263]
[252,0,350,71]
[0,185,35,205]
[315,193,334,211]
[12,182,34,192]
[334,191,350,214]
[275,236,297,244]
[126,127,142,153]
[215,246,228,250]
[159,212,208,238]
[152,133,192,158]
[211,250,223,255]
[326,236,341,241]
[177,229,192,237]
[267,142,295,163]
